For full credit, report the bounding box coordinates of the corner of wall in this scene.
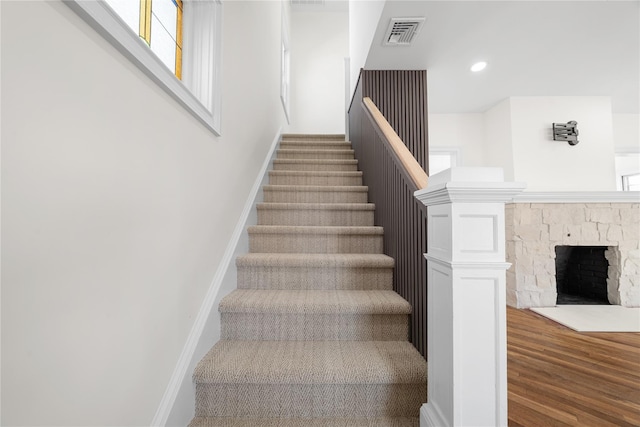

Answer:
[482,98,515,182]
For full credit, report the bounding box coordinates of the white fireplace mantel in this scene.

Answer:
[511,191,639,203]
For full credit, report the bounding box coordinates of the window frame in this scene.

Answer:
[622,173,640,191]
[614,149,640,191]
[64,0,221,135]
[428,147,461,176]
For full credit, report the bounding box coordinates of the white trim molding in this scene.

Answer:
[64,0,222,135]
[616,147,640,156]
[424,256,511,271]
[511,191,640,203]
[421,402,448,427]
[280,2,291,124]
[415,167,526,206]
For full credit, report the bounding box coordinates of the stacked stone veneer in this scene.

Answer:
[505,202,640,308]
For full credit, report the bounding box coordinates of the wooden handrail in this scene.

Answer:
[362,97,429,190]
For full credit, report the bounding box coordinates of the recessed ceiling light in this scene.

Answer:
[470,61,487,72]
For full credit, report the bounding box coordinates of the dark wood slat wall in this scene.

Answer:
[348,70,429,359]
[361,70,429,173]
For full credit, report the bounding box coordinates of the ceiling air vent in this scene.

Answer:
[383,17,425,46]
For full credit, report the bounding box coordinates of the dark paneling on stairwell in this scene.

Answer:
[348,69,429,359]
[361,70,429,173]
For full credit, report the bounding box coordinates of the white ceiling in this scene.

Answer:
[364,1,639,114]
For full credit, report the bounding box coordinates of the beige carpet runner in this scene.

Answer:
[189,135,426,427]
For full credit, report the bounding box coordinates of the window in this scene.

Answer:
[65,0,221,135]
[622,173,640,191]
[615,151,640,191]
[104,0,183,78]
[428,148,460,176]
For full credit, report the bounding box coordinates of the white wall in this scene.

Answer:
[509,96,616,191]
[288,9,349,134]
[1,1,286,426]
[483,99,515,182]
[613,114,640,151]
[428,114,485,168]
[348,0,385,99]
[612,114,639,190]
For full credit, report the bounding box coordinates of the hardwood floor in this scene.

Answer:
[507,306,640,427]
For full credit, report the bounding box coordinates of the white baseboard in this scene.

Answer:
[150,128,282,426]
[421,402,449,427]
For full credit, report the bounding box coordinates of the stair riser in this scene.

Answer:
[249,234,383,254]
[273,162,358,172]
[280,142,352,151]
[264,190,368,203]
[258,210,374,226]
[277,151,355,160]
[269,174,363,186]
[237,266,393,290]
[195,383,425,418]
[221,313,408,341]
[281,135,345,142]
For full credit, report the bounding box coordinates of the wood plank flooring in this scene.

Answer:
[507,306,640,427]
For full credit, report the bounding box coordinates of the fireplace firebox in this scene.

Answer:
[555,246,610,305]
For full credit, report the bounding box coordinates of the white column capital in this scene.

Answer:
[414,167,526,206]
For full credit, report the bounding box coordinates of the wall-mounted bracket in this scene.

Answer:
[553,121,579,145]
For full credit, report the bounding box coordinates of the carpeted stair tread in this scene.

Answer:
[219,290,410,341]
[248,225,383,235]
[281,133,346,141]
[273,159,358,172]
[236,253,393,290]
[256,202,376,212]
[189,417,419,426]
[258,202,375,211]
[257,203,375,226]
[280,141,353,150]
[219,290,411,314]
[263,185,369,203]
[264,184,368,192]
[248,225,384,254]
[277,149,354,154]
[193,341,426,385]
[236,253,393,268]
[268,171,363,186]
[269,171,362,176]
[276,149,355,160]
[274,159,357,165]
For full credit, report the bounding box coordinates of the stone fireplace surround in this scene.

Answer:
[505,192,639,308]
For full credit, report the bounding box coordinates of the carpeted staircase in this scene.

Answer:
[189,134,427,427]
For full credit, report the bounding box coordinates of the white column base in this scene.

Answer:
[421,403,449,427]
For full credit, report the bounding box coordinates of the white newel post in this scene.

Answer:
[414,168,525,427]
